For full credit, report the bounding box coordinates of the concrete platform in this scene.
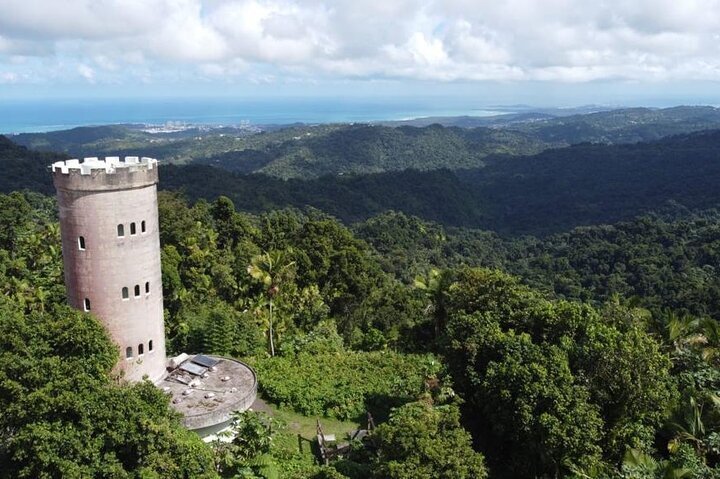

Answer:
[159,355,257,436]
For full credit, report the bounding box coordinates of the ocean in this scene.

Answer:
[0,97,504,134]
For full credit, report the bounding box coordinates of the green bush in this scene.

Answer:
[279,320,345,357]
[252,352,441,421]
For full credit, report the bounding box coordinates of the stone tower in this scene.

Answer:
[52,157,167,382]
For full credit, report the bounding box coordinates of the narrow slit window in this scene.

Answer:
[145,281,150,294]
[83,298,90,311]
[134,285,140,297]
[130,222,136,235]
[148,340,154,351]
[141,220,146,233]
[138,343,144,355]
[78,236,86,250]
[126,346,133,359]
[122,287,129,299]
[117,224,125,237]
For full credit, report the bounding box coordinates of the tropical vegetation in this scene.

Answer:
[5,107,720,477]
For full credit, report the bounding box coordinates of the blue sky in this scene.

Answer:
[2,0,720,106]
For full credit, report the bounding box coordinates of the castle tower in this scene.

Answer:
[52,157,167,382]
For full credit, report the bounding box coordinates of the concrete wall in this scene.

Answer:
[53,158,167,383]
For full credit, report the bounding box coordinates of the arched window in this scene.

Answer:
[130,222,136,235]
[117,224,125,237]
[145,281,150,294]
[83,298,90,311]
[78,236,86,250]
[141,220,146,233]
[122,287,129,299]
[126,346,133,359]
[134,285,140,297]
[138,343,144,355]
[148,340,154,352]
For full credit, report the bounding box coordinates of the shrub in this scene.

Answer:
[252,352,441,420]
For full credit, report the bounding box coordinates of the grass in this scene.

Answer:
[272,405,362,453]
[251,394,363,476]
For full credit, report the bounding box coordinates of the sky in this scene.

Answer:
[2,0,720,105]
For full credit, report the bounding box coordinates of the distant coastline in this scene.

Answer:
[0,97,623,134]
[0,97,511,134]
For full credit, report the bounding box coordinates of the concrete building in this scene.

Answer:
[53,156,167,382]
[52,156,257,438]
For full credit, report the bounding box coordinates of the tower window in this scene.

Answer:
[134,285,140,297]
[126,346,133,359]
[149,340,154,351]
[122,287,129,299]
[130,222,136,235]
[78,236,86,250]
[138,343,144,355]
[117,224,125,237]
[141,221,146,233]
[145,281,150,294]
[83,298,91,311]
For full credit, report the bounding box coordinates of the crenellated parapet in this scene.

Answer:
[52,157,158,191]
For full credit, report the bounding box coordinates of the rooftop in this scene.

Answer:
[159,354,257,431]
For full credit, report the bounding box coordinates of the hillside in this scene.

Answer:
[10,123,309,166]
[469,128,720,234]
[509,105,720,144]
[386,106,720,141]
[5,128,720,236]
[355,209,720,318]
[166,129,720,235]
[159,166,485,226]
[11,106,720,180]
[0,135,63,194]
[12,123,547,178]
[197,124,544,178]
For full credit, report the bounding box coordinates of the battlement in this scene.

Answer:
[52,156,157,175]
[52,156,159,192]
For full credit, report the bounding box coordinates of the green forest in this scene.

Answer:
[3,189,720,478]
[4,108,720,478]
[7,124,720,236]
[12,105,720,179]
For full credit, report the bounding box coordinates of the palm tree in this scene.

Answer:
[622,448,692,479]
[413,268,451,338]
[668,395,707,458]
[667,312,702,351]
[247,250,296,357]
[698,318,720,364]
[668,313,720,365]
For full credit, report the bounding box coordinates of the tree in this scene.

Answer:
[211,196,258,250]
[442,268,675,477]
[0,191,32,251]
[215,411,279,479]
[371,401,487,479]
[0,297,217,478]
[248,250,297,356]
[446,311,604,476]
[291,215,384,327]
[413,268,453,340]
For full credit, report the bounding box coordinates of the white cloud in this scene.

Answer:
[77,63,95,82]
[1,0,720,85]
[0,0,166,39]
[0,71,18,83]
